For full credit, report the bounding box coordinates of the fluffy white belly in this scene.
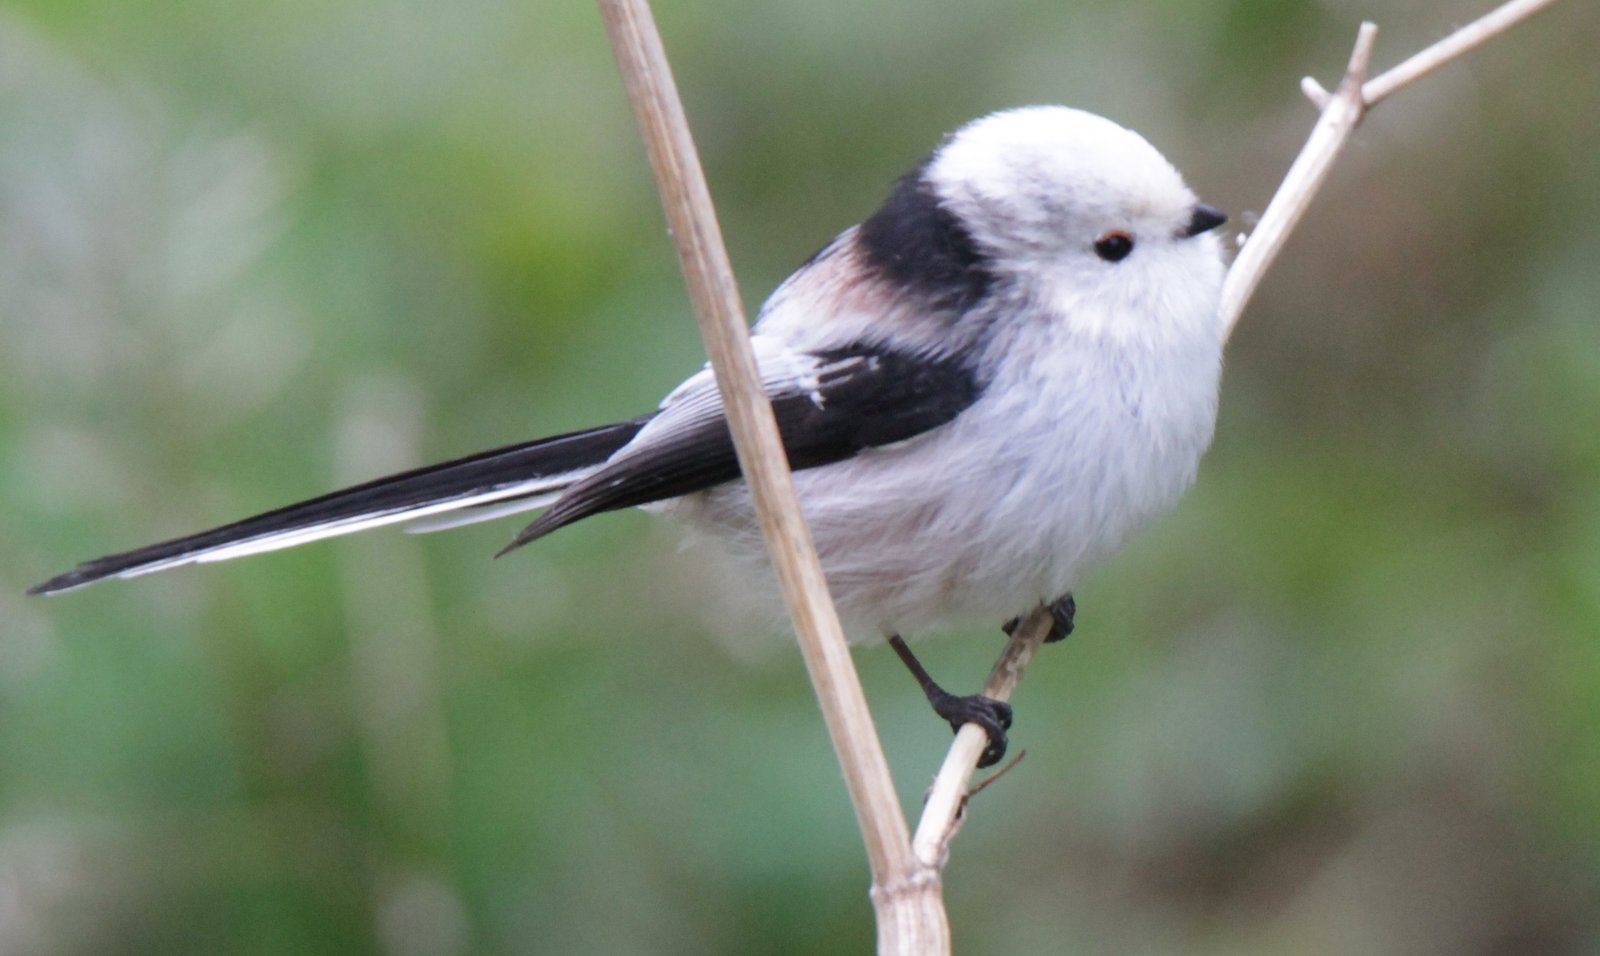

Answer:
[670,334,1222,642]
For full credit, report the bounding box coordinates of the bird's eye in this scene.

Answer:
[1093,231,1135,262]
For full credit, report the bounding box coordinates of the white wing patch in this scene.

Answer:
[622,334,835,463]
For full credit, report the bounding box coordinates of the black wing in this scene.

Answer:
[499,340,981,554]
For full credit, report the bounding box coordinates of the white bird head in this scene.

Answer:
[848,105,1229,347]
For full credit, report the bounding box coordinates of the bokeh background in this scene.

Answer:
[5,0,1600,953]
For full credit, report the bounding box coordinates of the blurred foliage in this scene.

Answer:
[4,0,1600,953]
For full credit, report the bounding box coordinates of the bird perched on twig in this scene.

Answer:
[31,106,1228,767]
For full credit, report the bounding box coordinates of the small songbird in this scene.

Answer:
[30,106,1228,766]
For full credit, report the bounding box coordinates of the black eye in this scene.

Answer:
[1093,230,1134,262]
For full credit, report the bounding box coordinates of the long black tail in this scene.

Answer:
[28,418,648,595]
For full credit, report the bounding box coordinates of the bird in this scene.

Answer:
[29,105,1228,767]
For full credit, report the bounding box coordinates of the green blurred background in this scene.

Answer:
[5,0,1600,952]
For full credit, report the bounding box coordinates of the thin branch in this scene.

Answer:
[1223,0,1562,341]
[912,606,1052,867]
[593,1,937,952]
[1219,22,1377,340]
[1363,0,1562,105]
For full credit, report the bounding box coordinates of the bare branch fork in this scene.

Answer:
[1220,0,1562,339]
[592,0,1562,951]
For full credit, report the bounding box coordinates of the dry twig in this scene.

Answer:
[1221,0,1563,339]
[594,1,939,951]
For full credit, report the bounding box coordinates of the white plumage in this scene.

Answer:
[669,113,1221,640]
[33,106,1226,643]
[29,104,1228,767]
[667,107,1226,639]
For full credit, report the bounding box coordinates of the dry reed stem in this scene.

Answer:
[593,1,939,951]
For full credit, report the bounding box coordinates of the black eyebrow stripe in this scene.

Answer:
[857,158,994,312]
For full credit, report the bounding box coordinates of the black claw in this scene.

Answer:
[930,691,1013,768]
[1043,594,1076,643]
[887,633,1016,768]
[1002,593,1076,643]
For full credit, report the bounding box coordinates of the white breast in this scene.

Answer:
[674,313,1222,642]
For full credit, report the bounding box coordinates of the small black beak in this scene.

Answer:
[1182,203,1228,238]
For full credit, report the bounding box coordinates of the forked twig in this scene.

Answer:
[1222,0,1562,339]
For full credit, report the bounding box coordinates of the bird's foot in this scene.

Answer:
[888,633,1015,768]
[928,689,1013,768]
[1003,593,1076,643]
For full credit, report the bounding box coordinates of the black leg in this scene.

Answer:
[887,634,1012,768]
[1002,593,1076,643]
